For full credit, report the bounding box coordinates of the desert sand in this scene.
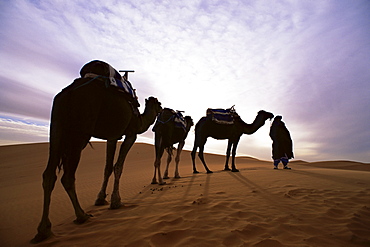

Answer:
[0,142,369,247]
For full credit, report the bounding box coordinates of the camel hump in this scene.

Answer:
[206,106,237,124]
[152,108,187,132]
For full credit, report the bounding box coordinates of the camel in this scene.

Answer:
[191,110,274,173]
[151,108,194,185]
[31,61,162,243]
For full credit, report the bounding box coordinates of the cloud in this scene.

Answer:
[0,117,49,145]
[273,1,370,162]
[0,76,53,120]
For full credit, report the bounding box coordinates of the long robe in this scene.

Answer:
[269,120,294,160]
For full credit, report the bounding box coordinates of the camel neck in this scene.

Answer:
[137,106,158,134]
[242,115,266,134]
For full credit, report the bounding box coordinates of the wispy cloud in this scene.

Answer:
[0,117,49,145]
[0,77,53,120]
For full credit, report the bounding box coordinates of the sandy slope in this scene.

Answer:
[0,142,369,247]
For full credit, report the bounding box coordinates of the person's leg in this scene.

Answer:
[281,157,291,169]
[273,159,280,169]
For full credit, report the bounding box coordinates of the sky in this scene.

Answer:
[0,0,369,163]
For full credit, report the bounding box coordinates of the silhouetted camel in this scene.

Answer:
[151,108,194,185]
[191,110,274,173]
[32,61,162,243]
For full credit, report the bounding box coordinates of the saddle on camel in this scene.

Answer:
[206,106,238,124]
[153,108,187,132]
[79,60,139,114]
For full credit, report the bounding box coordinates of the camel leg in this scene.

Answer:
[153,156,166,185]
[152,145,166,185]
[191,136,206,174]
[191,145,199,174]
[110,134,136,209]
[152,137,160,184]
[156,156,166,185]
[95,140,117,206]
[152,136,167,185]
[61,139,92,224]
[31,153,59,243]
[174,142,184,178]
[163,148,172,179]
[152,157,159,184]
[224,140,232,171]
[231,139,240,172]
[198,145,213,173]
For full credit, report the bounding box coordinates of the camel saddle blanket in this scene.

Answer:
[153,108,187,132]
[80,60,137,99]
[207,107,236,124]
[174,110,187,130]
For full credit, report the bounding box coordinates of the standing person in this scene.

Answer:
[269,116,294,169]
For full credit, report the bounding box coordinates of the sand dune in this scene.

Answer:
[0,142,369,246]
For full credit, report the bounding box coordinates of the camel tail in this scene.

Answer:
[161,127,173,149]
[155,119,174,149]
[48,89,71,173]
[46,133,66,174]
[49,132,66,173]
[57,157,64,173]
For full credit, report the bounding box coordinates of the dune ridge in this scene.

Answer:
[0,142,369,246]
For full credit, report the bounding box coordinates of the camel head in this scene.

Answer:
[145,97,163,115]
[240,110,274,135]
[258,110,274,121]
[184,116,194,130]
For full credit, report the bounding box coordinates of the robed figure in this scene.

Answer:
[269,116,294,169]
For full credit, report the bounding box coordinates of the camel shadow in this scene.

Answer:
[291,169,368,188]
[179,171,214,202]
[226,171,294,211]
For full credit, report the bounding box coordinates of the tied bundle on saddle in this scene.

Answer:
[79,60,139,108]
[207,106,238,124]
[153,108,187,132]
